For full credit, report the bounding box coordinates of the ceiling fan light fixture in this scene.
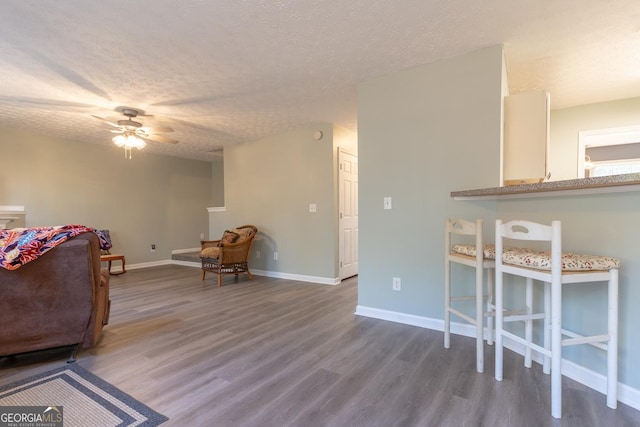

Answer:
[95,107,177,159]
[112,133,146,159]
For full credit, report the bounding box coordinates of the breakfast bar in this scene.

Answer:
[448,172,640,417]
[451,173,640,200]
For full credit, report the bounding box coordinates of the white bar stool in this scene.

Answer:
[444,218,496,373]
[494,219,619,419]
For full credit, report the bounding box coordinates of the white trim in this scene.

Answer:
[105,259,201,272]
[355,305,444,330]
[207,206,227,213]
[0,205,26,215]
[171,247,200,254]
[115,260,173,272]
[115,260,340,286]
[252,269,340,285]
[115,260,340,285]
[355,305,640,411]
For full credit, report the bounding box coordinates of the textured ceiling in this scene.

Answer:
[1,0,639,161]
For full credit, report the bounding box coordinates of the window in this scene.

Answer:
[578,126,640,178]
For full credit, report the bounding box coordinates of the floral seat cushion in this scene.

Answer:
[502,247,620,271]
[452,244,496,260]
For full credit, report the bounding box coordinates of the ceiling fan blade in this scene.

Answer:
[140,125,174,133]
[110,129,124,134]
[140,134,179,145]
[161,117,234,138]
[91,114,121,128]
[0,96,100,112]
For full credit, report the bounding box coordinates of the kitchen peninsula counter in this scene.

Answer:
[451,173,640,200]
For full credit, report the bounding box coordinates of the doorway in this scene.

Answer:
[338,149,358,280]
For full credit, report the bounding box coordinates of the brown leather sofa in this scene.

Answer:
[0,232,110,360]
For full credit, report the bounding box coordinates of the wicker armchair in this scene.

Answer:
[200,225,257,286]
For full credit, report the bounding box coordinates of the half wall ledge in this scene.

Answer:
[0,205,26,229]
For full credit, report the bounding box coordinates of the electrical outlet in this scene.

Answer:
[393,277,401,291]
[384,197,392,210]
[151,244,156,252]
[200,233,205,240]
[309,203,317,213]
[273,252,278,260]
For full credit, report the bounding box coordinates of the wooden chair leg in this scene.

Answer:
[217,274,222,287]
[201,269,206,280]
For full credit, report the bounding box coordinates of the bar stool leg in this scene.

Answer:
[551,280,562,419]
[444,258,451,349]
[607,268,619,409]
[495,264,504,382]
[543,281,551,375]
[525,277,533,368]
[476,257,484,373]
[486,268,494,345]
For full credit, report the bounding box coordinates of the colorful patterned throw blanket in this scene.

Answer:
[0,225,111,270]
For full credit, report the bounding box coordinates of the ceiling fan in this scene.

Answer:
[92,107,178,158]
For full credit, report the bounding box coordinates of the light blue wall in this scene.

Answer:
[211,155,225,207]
[491,194,640,388]
[358,45,640,395]
[357,46,503,316]
[209,124,342,281]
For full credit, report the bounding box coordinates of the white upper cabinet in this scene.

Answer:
[503,91,550,185]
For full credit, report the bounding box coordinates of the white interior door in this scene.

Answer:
[339,149,358,280]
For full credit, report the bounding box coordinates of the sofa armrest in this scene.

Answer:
[0,232,108,355]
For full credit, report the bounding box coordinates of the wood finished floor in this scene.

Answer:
[2,265,639,427]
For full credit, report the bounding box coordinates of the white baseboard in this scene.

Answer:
[100,259,173,274]
[125,260,173,271]
[114,260,341,287]
[165,260,339,285]
[251,269,340,285]
[355,305,640,412]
